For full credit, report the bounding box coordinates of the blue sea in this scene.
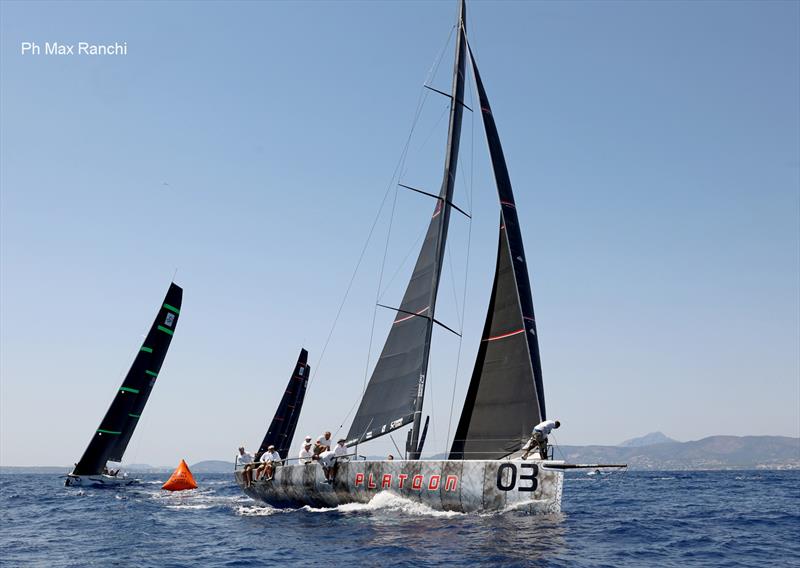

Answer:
[1,470,798,567]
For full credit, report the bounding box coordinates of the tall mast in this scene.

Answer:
[407,0,468,459]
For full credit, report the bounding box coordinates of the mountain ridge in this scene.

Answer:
[2,435,797,472]
[618,431,678,447]
[557,435,799,470]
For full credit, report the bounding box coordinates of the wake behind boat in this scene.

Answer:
[65,283,183,487]
[236,0,621,512]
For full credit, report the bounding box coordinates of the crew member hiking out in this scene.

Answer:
[522,419,560,460]
[255,445,281,481]
[236,446,255,488]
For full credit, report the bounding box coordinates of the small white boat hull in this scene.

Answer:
[64,474,138,488]
[235,459,563,513]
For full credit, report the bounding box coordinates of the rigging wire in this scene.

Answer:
[327,26,458,435]
[446,245,463,330]
[378,224,427,302]
[308,87,434,392]
[405,102,451,175]
[363,181,400,393]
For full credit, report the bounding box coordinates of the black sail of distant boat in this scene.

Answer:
[448,46,545,460]
[71,283,183,476]
[256,348,310,460]
[346,1,468,459]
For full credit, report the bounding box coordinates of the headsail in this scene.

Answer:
[448,45,545,460]
[346,0,468,458]
[72,283,183,475]
[256,348,310,460]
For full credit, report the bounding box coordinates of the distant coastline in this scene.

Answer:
[4,435,798,473]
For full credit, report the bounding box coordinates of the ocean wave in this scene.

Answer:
[236,505,281,516]
[305,491,464,518]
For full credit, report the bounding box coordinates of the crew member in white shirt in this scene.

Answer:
[236,446,256,487]
[255,445,282,481]
[314,431,332,456]
[522,419,561,460]
[332,439,348,460]
[299,442,314,465]
[322,438,349,482]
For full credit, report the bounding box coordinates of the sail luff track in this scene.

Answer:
[257,348,310,461]
[448,43,545,461]
[346,0,468,457]
[72,283,183,476]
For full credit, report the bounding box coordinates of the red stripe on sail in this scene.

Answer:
[394,306,430,325]
[483,328,525,342]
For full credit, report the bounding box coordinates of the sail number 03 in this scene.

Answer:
[496,463,538,492]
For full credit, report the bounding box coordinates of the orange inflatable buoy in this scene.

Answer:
[162,459,198,491]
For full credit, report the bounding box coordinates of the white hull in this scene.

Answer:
[235,459,563,513]
[64,474,138,488]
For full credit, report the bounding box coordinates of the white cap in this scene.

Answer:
[304,435,312,441]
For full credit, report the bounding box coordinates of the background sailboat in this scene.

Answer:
[66,283,183,487]
[255,348,310,461]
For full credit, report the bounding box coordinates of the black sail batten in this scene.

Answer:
[72,283,183,476]
[346,0,468,456]
[449,45,545,460]
[257,349,310,461]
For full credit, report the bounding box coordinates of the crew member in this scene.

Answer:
[236,446,255,487]
[299,442,314,464]
[255,445,282,481]
[522,419,561,460]
[314,431,332,456]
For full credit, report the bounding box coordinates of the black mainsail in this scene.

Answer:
[72,283,183,476]
[346,0,468,459]
[256,348,310,460]
[448,46,546,460]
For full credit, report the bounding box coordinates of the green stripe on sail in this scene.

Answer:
[140,346,153,353]
[145,370,158,377]
[120,387,140,394]
[163,303,180,315]
[128,413,141,418]
[97,429,121,435]
[157,325,173,336]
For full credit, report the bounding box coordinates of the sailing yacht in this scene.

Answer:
[65,283,183,487]
[235,1,573,513]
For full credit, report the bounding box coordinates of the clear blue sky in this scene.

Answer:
[1,0,798,466]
